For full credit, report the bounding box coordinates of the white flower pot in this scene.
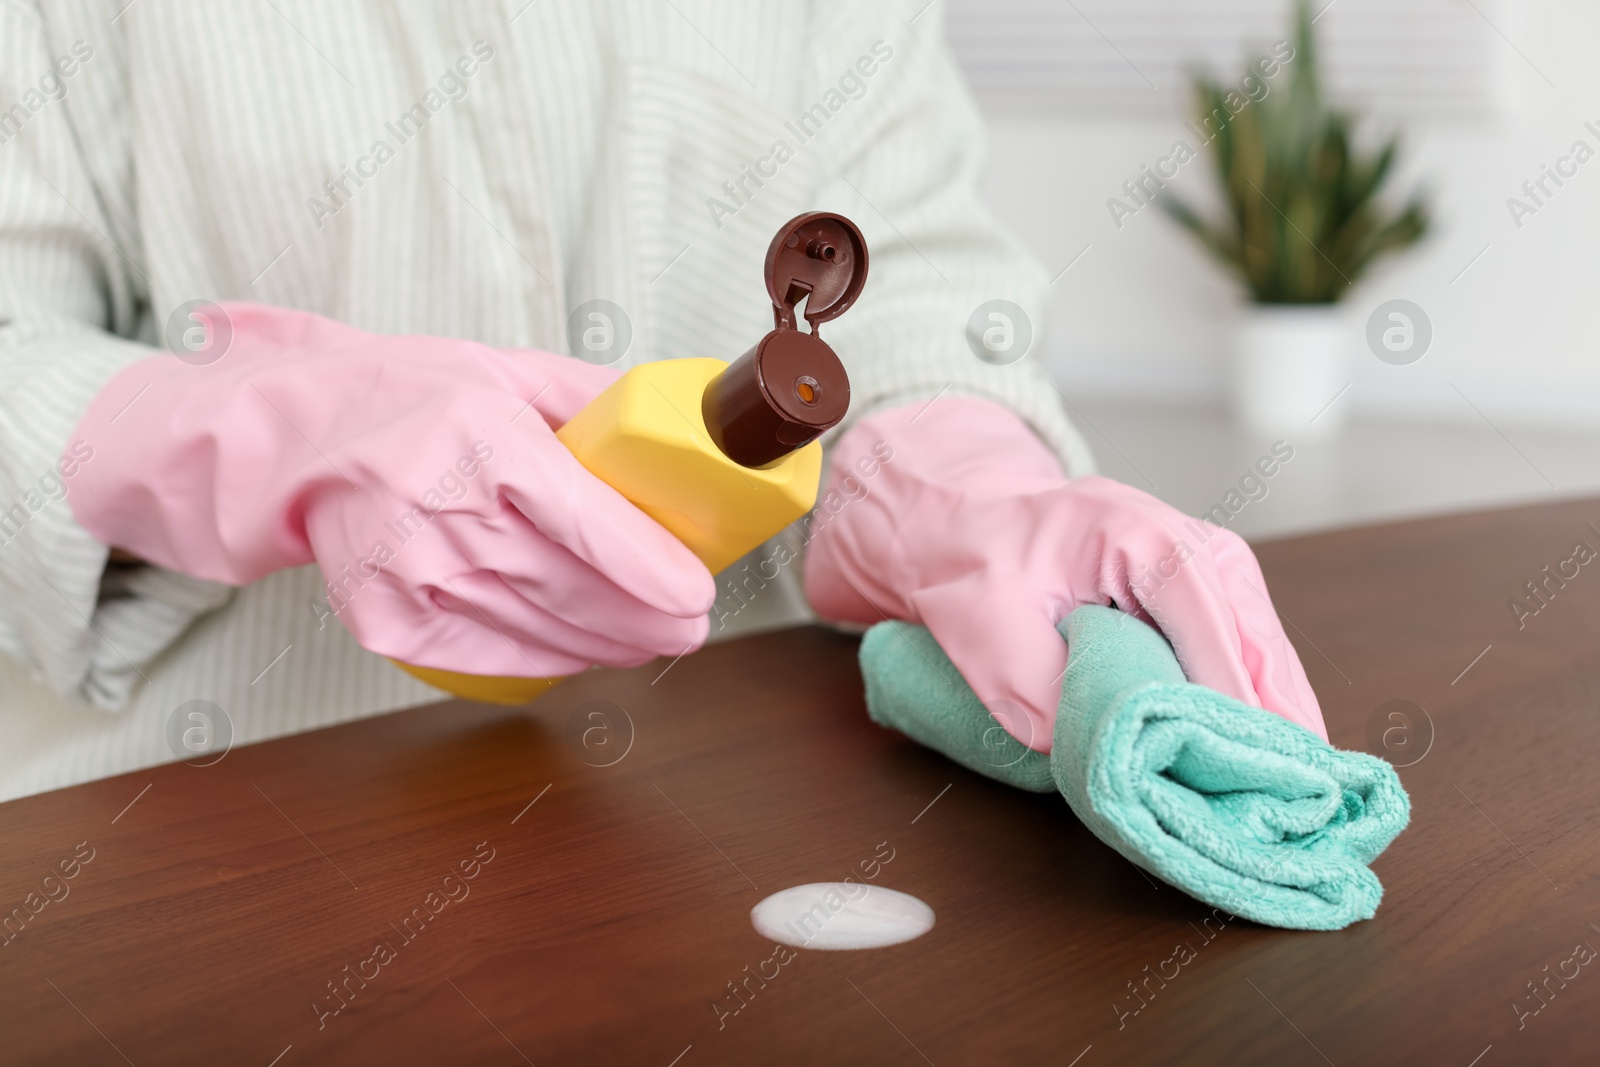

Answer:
[1233,305,1349,441]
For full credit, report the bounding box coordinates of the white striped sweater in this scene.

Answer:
[0,0,1093,800]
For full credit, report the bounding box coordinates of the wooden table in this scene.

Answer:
[3,498,1600,1066]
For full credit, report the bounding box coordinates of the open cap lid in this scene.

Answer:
[700,212,867,469]
[764,212,869,334]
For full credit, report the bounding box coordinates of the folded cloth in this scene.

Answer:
[859,605,1410,931]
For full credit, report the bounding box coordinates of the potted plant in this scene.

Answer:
[1162,0,1430,439]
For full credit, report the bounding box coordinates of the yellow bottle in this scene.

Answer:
[396,212,868,704]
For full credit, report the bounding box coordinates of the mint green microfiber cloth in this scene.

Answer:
[860,605,1410,931]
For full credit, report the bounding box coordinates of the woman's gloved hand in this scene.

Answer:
[804,395,1327,749]
[68,302,716,678]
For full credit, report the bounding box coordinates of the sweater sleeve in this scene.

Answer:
[0,3,231,708]
[804,1,1096,476]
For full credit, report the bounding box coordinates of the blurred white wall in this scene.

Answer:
[970,0,1600,429]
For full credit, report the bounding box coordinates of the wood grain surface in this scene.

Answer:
[2,498,1600,1065]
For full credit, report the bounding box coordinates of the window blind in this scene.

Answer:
[944,0,1503,119]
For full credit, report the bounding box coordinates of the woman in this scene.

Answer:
[0,0,1321,799]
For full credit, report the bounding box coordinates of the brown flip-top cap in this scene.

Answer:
[702,212,867,469]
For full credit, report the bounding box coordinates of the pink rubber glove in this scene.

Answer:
[805,395,1326,749]
[68,302,716,677]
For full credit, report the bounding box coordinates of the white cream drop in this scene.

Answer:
[750,882,935,951]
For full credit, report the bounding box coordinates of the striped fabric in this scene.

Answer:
[0,0,1094,800]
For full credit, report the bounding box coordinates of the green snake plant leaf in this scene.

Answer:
[1159,0,1430,304]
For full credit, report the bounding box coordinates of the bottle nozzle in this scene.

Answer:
[700,212,867,469]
